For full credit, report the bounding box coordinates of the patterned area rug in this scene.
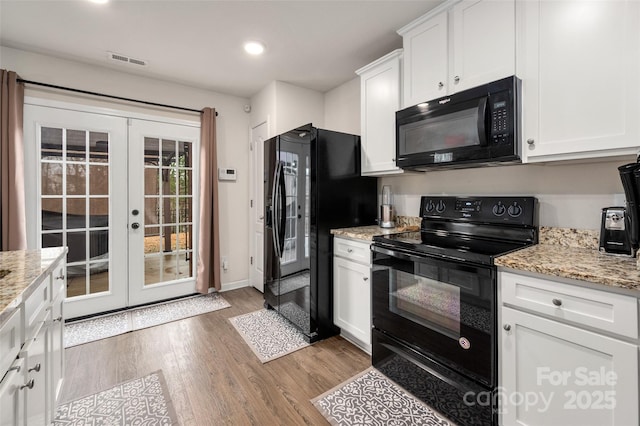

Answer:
[312,367,453,426]
[229,309,310,363]
[65,293,230,347]
[54,370,177,425]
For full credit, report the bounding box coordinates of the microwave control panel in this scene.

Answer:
[490,91,512,143]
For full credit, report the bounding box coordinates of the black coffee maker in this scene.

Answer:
[604,162,640,257]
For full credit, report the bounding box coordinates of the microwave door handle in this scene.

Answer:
[477,97,488,147]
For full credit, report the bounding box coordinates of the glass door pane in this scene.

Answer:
[128,119,199,307]
[25,104,128,319]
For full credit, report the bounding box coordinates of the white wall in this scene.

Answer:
[323,73,631,230]
[1,46,252,287]
[273,81,324,134]
[323,77,360,135]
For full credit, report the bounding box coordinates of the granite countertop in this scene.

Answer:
[496,228,640,293]
[331,224,419,241]
[0,247,67,326]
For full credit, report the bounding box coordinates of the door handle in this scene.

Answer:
[131,222,140,230]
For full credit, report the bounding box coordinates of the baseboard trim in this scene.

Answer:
[218,279,249,293]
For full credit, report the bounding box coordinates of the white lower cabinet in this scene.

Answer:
[333,237,372,353]
[0,253,66,426]
[500,272,639,425]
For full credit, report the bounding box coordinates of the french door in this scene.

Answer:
[24,103,199,319]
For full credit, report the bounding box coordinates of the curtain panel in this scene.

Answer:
[0,69,27,251]
[196,107,221,292]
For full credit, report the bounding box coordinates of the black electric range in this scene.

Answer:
[371,196,538,426]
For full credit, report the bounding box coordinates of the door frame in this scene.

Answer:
[249,119,269,292]
[23,97,200,318]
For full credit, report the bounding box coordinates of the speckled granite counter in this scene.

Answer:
[330,216,421,242]
[0,247,67,326]
[496,227,640,293]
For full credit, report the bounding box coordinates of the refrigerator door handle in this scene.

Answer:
[278,162,287,256]
[271,161,282,258]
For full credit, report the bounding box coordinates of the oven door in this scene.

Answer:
[372,244,495,387]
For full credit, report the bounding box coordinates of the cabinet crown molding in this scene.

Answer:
[355,49,403,76]
[397,0,461,36]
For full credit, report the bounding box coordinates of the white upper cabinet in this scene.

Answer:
[398,0,515,108]
[521,0,640,162]
[356,49,404,176]
[399,11,448,107]
[451,0,515,93]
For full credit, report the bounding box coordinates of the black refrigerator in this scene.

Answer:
[264,124,377,342]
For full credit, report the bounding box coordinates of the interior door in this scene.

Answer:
[24,104,199,318]
[249,121,267,292]
[127,119,199,306]
[24,104,129,319]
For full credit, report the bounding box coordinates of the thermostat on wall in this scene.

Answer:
[218,167,237,181]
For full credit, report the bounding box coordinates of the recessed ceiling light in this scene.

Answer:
[88,0,109,4]
[244,41,265,56]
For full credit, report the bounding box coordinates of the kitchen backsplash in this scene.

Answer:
[538,227,599,250]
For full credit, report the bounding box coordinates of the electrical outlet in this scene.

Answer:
[221,257,229,271]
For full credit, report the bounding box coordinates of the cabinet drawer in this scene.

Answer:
[0,310,22,377]
[501,272,638,339]
[23,278,50,342]
[333,238,371,265]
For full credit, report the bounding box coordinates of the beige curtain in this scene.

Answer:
[196,107,221,292]
[0,70,27,251]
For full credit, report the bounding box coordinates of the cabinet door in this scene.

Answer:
[48,293,64,419]
[0,359,24,426]
[451,0,515,93]
[522,0,640,162]
[22,320,48,426]
[333,257,371,348]
[501,307,638,426]
[402,11,448,107]
[359,50,404,176]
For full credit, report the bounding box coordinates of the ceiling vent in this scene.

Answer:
[107,51,148,67]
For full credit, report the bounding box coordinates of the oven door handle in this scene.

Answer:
[372,244,429,262]
[372,244,471,264]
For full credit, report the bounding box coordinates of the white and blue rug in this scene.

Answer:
[64,293,230,347]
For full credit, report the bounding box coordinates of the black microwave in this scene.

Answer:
[396,76,521,170]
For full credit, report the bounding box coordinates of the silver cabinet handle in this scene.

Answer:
[454,76,460,84]
[20,379,35,390]
[438,81,444,89]
[53,316,63,323]
[259,215,264,220]
[503,324,511,331]
[527,138,535,145]
[131,222,140,230]
[8,365,21,373]
[347,248,353,253]
[28,363,41,373]
[56,273,65,280]
[552,298,562,307]
[363,277,369,281]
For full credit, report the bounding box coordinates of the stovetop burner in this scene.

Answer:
[373,196,538,265]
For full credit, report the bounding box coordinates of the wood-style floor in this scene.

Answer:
[61,286,371,425]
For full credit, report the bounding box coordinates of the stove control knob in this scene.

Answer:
[508,203,523,217]
[426,200,435,213]
[492,203,506,216]
[436,200,446,213]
